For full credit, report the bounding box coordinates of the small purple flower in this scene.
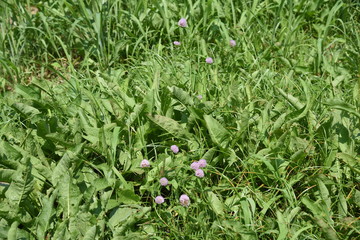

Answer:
[229,39,236,47]
[173,41,181,46]
[140,159,150,168]
[170,145,179,154]
[178,18,187,27]
[179,194,190,206]
[190,161,200,170]
[155,196,165,204]
[197,95,203,100]
[195,169,204,178]
[206,57,213,64]
[159,177,169,186]
[198,159,207,168]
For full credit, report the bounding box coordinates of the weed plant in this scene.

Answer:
[0,0,359,239]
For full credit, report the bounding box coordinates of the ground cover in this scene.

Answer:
[0,0,359,239]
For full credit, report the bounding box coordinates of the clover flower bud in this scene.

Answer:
[206,57,213,64]
[140,159,150,168]
[171,145,179,154]
[178,18,187,27]
[159,177,169,186]
[179,194,190,206]
[198,159,207,168]
[195,169,204,178]
[190,161,200,170]
[155,196,165,204]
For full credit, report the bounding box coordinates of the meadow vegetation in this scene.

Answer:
[0,0,359,239]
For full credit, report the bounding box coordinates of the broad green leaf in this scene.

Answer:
[204,115,230,148]
[337,153,360,174]
[119,91,135,108]
[170,86,194,106]
[240,198,253,225]
[276,88,304,110]
[15,84,41,99]
[52,221,68,240]
[109,207,137,229]
[5,161,34,206]
[290,226,314,240]
[317,179,331,210]
[52,143,84,185]
[57,172,82,219]
[93,178,112,191]
[276,210,288,240]
[7,221,18,240]
[324,99,360,118]
[301,197,322,217]
[117,189,140,204]
[36,190,58,239]
[45,133,75,148]
[0,169,16,183]
[338,192,347,217]
[0,141,22,161]
[11,102,41,122]
[207,191,224,216]
[112,207,151,237]
[148,114,193,140]
[126,104,145,126]
[301,197,339,240]
[83,225,96,240]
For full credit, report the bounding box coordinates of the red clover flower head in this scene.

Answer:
[178,18,187,27]
[179,194,190,206]
[229,39,236,47]
[140,159,150,168]
[190,161,200,170]
[206,57,213,64]
[159,177,169,186]
[195,169,204,178]
[170,145,179,154]
[198,159,207,168]
[155,196,165,204]
[173,41,181,46]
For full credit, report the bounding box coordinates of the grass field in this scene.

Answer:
[0,0,359,239]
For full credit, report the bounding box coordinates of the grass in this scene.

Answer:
[0,0,359,239]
